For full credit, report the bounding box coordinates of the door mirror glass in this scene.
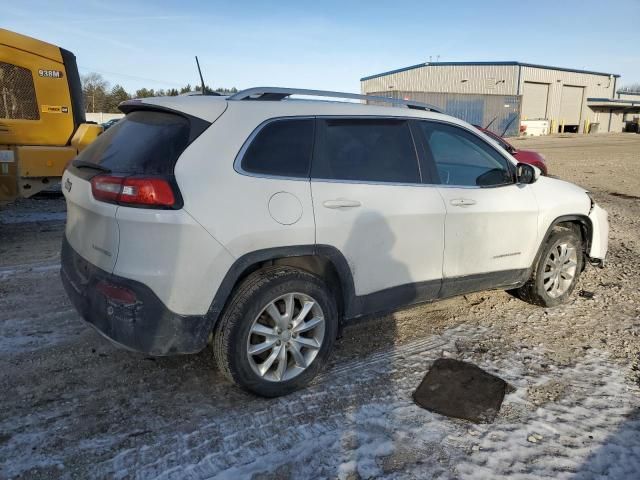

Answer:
[516,163,539,184]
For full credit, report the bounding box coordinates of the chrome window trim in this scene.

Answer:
[235,115,426,186]
[233,114,518,189]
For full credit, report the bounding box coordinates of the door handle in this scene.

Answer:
[450,198,477,207]
[323,199,362,209]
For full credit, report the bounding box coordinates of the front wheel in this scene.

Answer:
[514,227,584,307]
[213,266,338,397]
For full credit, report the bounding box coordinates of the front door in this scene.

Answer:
[414,120,539,291]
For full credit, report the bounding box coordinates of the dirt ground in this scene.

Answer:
[1,133,639,479]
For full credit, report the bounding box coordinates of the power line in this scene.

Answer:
[78,65,185,87]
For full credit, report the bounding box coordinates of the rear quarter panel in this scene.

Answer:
[113,207,235,316]
[174,102,316,258]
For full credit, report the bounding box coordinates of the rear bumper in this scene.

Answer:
[61,236,211,355]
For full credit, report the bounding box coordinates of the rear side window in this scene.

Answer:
[312,118,419,184]
[74,111,191,174]
[240,118,314,178]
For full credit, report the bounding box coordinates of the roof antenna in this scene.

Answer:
[195,56,206,94]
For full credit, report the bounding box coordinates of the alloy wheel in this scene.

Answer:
[543,241,578,298]
[247,292,325,382]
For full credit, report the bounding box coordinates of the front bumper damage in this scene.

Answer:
[588,203,609,267]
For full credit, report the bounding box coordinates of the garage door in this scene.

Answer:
[522,82,549,119]
[560,85,584,125]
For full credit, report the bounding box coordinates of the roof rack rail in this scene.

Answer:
[227,87,443,113]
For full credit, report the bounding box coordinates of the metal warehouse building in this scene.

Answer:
[361,61,629,136]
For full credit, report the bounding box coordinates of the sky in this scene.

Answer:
[4,0,640,94]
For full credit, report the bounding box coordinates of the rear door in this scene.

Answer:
[414,120,539,284]
[63,109,202,272]
[310,117,446,307]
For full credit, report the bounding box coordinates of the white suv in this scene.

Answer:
[61,87,608,397]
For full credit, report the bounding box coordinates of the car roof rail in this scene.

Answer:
[227,87,443,113]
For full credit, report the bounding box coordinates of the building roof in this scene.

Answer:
[587,98,640,108]
[360,61,621,82]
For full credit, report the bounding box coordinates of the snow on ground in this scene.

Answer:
[0,211,67,224]
[2,136,640,479]
[93,326,640,480]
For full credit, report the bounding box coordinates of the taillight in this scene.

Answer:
[90,175,176,208]
[91,175,123,203]
[96,280,137,305]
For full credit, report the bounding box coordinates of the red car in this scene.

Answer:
[475,126,548,176]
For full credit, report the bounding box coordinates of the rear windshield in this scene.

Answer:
[75,110,191,174]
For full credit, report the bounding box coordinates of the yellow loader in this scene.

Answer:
[0,28,102,203]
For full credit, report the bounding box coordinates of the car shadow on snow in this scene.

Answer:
[89,211,424,478]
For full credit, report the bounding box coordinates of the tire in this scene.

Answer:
[213,266,338,397]
[514,227,584,307]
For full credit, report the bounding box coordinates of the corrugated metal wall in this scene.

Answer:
[362,64,617,133]
[368,91,522,137]
[519,66,615,131]
[361,64,519,96]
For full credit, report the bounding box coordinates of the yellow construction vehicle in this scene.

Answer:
[0,28,102,203]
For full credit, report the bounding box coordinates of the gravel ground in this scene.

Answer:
[1,133,639,479]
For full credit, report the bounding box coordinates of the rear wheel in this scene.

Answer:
[213,266,338,397]
[514,227,584,307]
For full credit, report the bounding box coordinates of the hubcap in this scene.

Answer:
[247,293,325,382]
[543,241,578,298]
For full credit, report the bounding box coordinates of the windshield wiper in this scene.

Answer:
[72,159,112,173]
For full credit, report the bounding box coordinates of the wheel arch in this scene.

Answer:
[533,214,593,270]
[207,245,356,329]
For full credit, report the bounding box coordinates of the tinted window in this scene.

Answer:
[312,118,419,183]
[418,122,513,187]
[74,110,190,174]
[241,119,314,178]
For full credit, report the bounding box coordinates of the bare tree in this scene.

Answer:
[79,72,237,112]
[81,72,109,113]
[618,83,640,94]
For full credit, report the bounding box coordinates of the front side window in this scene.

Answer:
[241,118,314,178]
[418,122,513,187]
[312,118,420,184]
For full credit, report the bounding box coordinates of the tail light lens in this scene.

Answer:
[90,175,176,208]
[96,280,137,305]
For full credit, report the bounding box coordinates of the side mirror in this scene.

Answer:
[516,163,540,184]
